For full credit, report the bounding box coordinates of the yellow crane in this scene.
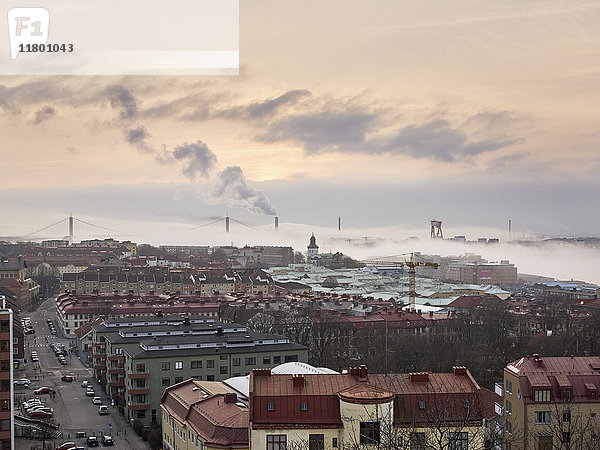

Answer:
[360,252,439,309]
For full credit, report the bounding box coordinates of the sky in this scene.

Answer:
[2,0,600,277]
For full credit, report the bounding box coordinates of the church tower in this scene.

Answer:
[307,233,319,258]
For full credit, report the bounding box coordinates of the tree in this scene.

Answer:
[247,313,275,334]
[293,251,306,264]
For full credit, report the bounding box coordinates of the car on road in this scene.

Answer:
[92,397,102,405]
[55,442,77,450]
[59,358,68,365]
[33,387,54,395]
[81,380,89,388]
[61,374,74,382]
[85,388,95,397]
[14,378,31,386]
[25,328,35,334]
[102,435,114,446]
[98,405,108,415]
[28,410,52,419]
[86,436,99,447]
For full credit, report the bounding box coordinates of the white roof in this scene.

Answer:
[222,362,338,397]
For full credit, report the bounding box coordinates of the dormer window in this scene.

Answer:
[534,390,551,402]
[563,389,571,402]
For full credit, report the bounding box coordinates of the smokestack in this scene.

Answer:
[338,216,341,231]
[275,216,279,231]
[69,214,74,244]
[508,219,512,240]
[225,215,230,233]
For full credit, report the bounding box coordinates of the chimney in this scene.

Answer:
[292,374,305,389]
[275,216,279,230]
[410,372,429,383]
[223,393,237,404]
[453,366,467,376]
[358,365,368,380]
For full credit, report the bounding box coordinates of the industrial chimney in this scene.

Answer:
[225,215,230,233]
[275,216,279,230]
[338,216,341,231]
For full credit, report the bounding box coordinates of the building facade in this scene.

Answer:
[0,302,14,450]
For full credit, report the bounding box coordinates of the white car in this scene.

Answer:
[98,405,108,415]
[92,397,102,405]
[14,378,31,386]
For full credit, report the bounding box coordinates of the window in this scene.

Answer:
[0,400,9,411]
[563,411,571,424]
[136,363,145,372]
[301,402,308,411]
[360,422,380,445]
[0,341,8,351]
[0,420,9,430]
[233,358,240,366]
[207,359,215,368]
[534,390,551,402]
[0,361,9,371]
[284,354,298,363]
[410,432,426,450]
[506,420,512,434]
[263,356,271,365]
[245,357,256,366]
[0,381,8,391]
[506,400,512,415]
[207,375,214,381]
[332,438,338,448]
[0,322,8,331]
[563,389,571,402]
[135,379,146,388]
[137,410,146,418]
[562,432,570,446]
[267,402,274,411]
[505,380,512,395]
[175,361,183,370]
[162,362,170,371]
[1,440,9,449]
[535,411,551,424]
[273,356,281,364]
[220,366,228,375]
[174,377,183,383]
[220,355,227,360]
[419,400,426,409]
[266,435,286,450]
[309,434,324,450]
[449,432,468,450]
[592,412,597,419]
[191,360,202,369]
[162,378,171,386]
[538,436,552,450]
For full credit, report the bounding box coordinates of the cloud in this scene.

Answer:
[221,89,311,120]
[211,166,277,215]
[257,108,379,152]
[124,126,150,144]
[33,105,55,124]
[169,141,218,180]
[104,85,137,120]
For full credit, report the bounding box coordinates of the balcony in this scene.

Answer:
[128,372,150,379]
[94,364,106,370]
[108,355,125,361]
[495,383,504,397]
[128,388,150,395]
[109,379,125,388]
[108,367,125,375]
[128,403,150,411]
[93,342,106,348]
[494,402,503,416]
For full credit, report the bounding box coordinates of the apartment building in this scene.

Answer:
[88,316,308,427]
[250,366,487,450]
[161,379,248,450]
[0,301,14,450]
[501,354,600,449]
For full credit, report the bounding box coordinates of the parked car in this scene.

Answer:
[59,358,68,365]
[98,405,108,415]
[92,397,102,405]
[85,388,95,397]
[81,380,89,388]
[101,435,114,446]
[61,375,74,382]
[25,328,35,334]
[34,387,54,395]
[86,436,99,447]
[55,442,77,450]
[28,410,52,419]
[14,378,31,386]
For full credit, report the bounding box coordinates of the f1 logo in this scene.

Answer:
[7,8,49,59]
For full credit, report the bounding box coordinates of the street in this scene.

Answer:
[15,298,150,450]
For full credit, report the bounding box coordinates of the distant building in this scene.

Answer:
[445,261,518,285]
[501,355,600,449]
[307,234,319,261]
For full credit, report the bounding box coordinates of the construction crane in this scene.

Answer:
[360,253,439,309]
